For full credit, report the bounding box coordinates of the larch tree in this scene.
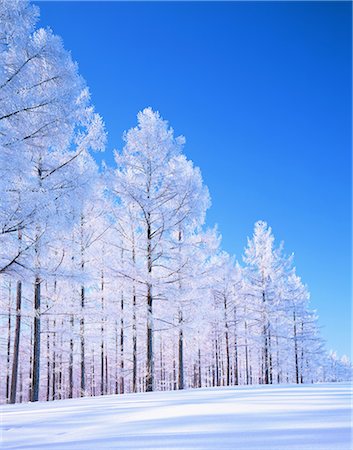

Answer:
[113,108,206,391]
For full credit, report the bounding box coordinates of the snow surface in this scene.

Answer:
[1,383,351,450]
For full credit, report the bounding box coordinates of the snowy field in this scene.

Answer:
[1,383,351,450]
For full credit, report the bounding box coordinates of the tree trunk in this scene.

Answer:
[69,315,74,398]
[105,354,108,394]
[198,348,202,388]
[173,358,177,390]
[146,216,153,392]
[19,366,23,403]
[178,310,184,390]
[91,350,96,397]
[120,293,124,394]
[262,289,269,385]
[58,327,63,400]
[46,318,50,401]
[31,277,41,402]
[132,287,137,393]
[268,329,273,384]
[115,320,119,394]
[6,282,12,403]
[80,215,85,397]
[132,237,138,393]
[223,295,230,386]
[276,332,280,384]
[28,324,33,401]
[10,281,22,404]
[80,285,85,396]
[293,310,299,384]
[245,320,249,385]
[215,336,220,387]
[52,319,56,400]
[300,321,304,383]
[101,271,105,396]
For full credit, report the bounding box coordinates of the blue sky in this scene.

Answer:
[38,1,352,357]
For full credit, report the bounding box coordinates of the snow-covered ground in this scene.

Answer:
[1,383,351,450]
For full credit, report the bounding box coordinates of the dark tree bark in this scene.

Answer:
[132,287,137,393]
[91,350,96,397]
[132,237,138,393]
[6,283,12,403]
[244,320,249,385]
[31,277,41,402]
[80,284,85,396]
[120,292,124,394]
[173,358,177,390]
[198,348,202,388]
[80,215,86,397]
[223,295,230,386]
[178,310,184,390]
[69,315,74,398]
[146,214,153,392]
[46,318,50,401]
[10,281,22,404]
[52,319,56,400]
[28,324,33,401]
[100,271,105,396]
[115,320,119,394]
[262,288,270,385]
[215,336,220,387]
[293,310,299,384]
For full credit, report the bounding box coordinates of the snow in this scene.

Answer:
[1,383,351,450]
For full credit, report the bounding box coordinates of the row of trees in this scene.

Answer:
[0,0,350,404]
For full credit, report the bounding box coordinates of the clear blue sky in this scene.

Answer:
[37,1,352,357]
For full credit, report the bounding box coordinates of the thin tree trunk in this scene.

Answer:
[223,295,230,386]
[293,310,299,384]
[159,339,163,391]
[300,321,304,383]
[245,320,249,385]
[198,348,202,388]
[215,336,220,387]
[31,277,41,402]
[58,319,64,399]
[10,281,21,404]
[92,350,96,397]
[19,365,23,403]
[120,292,124,394]
[275,318,280,384]
[268,329,273,384]
[177,229,184,391]
[132,287,137,393]
[6,282,12,403]
[69,315,74,398]
[10,231,23,404]
[146,215,153,392]
[115,320,119,394]
[178,310,184,390]
[262,288,269,385]
[31,161,42,403]
[131,235,138,393]
[173,358,177,390]
[28,324,33,401]
[46,318,50,401]
[105,354,108,394]
[100,271,105,396]
[249,347,253,385]
[52,319,56,400]
[80,285,85,396]
[80,215,85,397]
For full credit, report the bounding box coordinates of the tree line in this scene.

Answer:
[0,0,350,404]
